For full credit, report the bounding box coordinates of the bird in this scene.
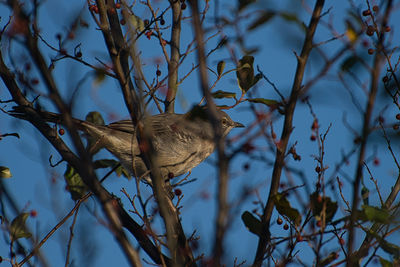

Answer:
[14,106,244,182]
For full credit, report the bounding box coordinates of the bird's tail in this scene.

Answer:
[9,105,88,130]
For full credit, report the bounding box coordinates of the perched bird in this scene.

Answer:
[13,106,244,182]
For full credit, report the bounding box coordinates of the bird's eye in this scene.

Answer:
[221,118,228,125]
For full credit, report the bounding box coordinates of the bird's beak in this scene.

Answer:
[234,121,245,128]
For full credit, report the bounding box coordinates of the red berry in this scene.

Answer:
[283,223,289,230]
[144,19,150,26]
[75,51,82,58]
[396,114,400,120]
[31,78,39,85]
[67,31,75,39]
[115,3,121,9]
[160,19,165,25]
[316,220,322,227]
[174,188,182,196]
[373,158,380,166]
[181,2,187,9]
[168,172,174,179]
[368,48,374,55]
[145,31,152,40]
[58,128,65,135]
[317,195,322,203]
[384,26,391,32]
[362,9,371,16]
[277,217,283,225]
[393,124,399,130]
[30,210,38,217]
[120,19,126,25]
[372,5,379,12]
[382,76,388,83]
[366,25,375,36]
[339,238,345,245]
[310,135,316,141]
[315,166,321,173]
[156,69,161,76]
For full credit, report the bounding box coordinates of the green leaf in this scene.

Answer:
[379,257,393,267]
[362,205,390,224]
[247,11,275,31]
[217,61,226,77]
[279,12,307,31]
[64,165,88,201]
[93,159,130,179]
[319,252,338,266]
[0,166,12,178]
[247,98,279,107]
[86,111,105,126]
[241,211,262,236]
[115,164,130,178]
[236,56,255,93]
[10,213,32,241]
[274,193,301,226]
[310,192,338,223]
[212,90,236,99]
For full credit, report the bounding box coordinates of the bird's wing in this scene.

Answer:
[107,120,136,134]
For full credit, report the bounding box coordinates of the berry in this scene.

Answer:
[156,69,161,76]
[368,48,374,55]
[75,51,82,58]
[366,25,375,36]
[315,166,321,173]
[181,2,187,9]
[382,76,388,83]
[168,172,174,179]
[145,31,152,40]
[393,124,399,130]
[31,78,39,85]
[339,238,345,245]
[384,26,391,32]
[373,158,380,166]
[174,188,182,196]
[311,119,318,130]
[316,220,322,227]
[362,9,371,16]
[160,18,165,25]
[67,31,75,39]
[277,217,283,225]
[59,128,65,135]
[372,5,379,12]
[283,223,289,230]
[30,210,37,217]
[396,114,400,120]
[56,33,62,40]
[120,19,126,25]
[144,19,150,26]
[310,135,316,141]
[115,3,121,9]
[317,195,322,203]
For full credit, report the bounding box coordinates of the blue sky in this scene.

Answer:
[1,0,400,266]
